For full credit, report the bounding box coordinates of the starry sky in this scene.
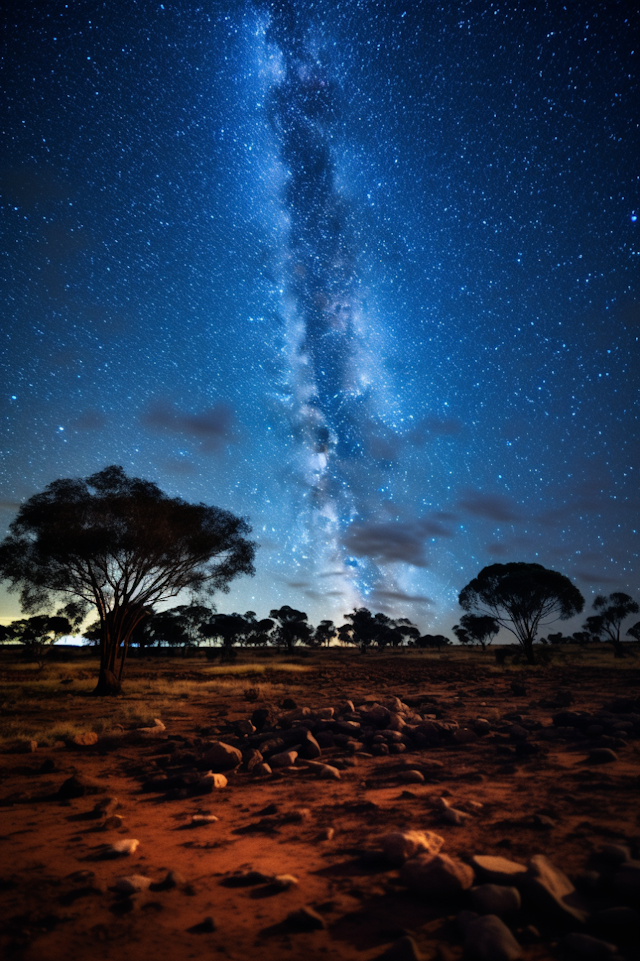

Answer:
[1,0,638,635]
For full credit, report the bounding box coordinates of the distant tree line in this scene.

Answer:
[0,467,638,693]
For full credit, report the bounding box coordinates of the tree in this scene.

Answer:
[458,562,584,665]
[627,621,640,642]
[452,613,500,650]
[7,614,75,667]
[583,593,639,658]
[201,611,253,655]
[314,619,337,647]
[269,606,313,651]
[416,633,450,652]
[0,466,255,694]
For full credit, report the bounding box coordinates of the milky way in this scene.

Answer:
[1,1,638,633]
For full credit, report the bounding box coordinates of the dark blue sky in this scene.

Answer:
[1,0,638,633]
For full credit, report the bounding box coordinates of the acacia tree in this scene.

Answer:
[583,592,639,658]
[269,606,313,651]
[0,466,255,694]
[459,562,584,665]
[7,614,76,667]
[452,613,500,651]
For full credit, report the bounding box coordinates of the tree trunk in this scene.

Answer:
[93,666,121,696]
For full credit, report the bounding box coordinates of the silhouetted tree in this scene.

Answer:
[0,466,255,694]
[452,613,500,650]
[459,562,584,665]
[416,633,450,652]
[269,606,313,651]
[338,608,398,653]
[583,592,639,658]
[627,621,640,642]
[7,613,76,667]
[314,619,337,647]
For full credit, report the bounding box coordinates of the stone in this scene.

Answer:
[244,748,264,772]
[270,749,298,768]
[115,874,152,894]
[67,731,99,748]
[94,796,119,817]
[377,935,424,960]
[108,838,139,856]
[304,760,341,779]
[58,773,105,799]
[452,728,479,745]
[471,856,528,886]
[297,730,322,759]
[287,906,326,930]
[200,741,242,771]
[596,844,631,865]
[236,719,255,735]
[521,855,588,925]
[471,884,521,917]
[5,739,38,754]
[271,874,299,890]
[154,869,187,890]
[561,933,618,959]
[463,914,522,961]
[190,814,219,826]
[588,748,618,764]
[401,853,474,897]
[103,815,124,830]
[381,830,445,865]
[318,827,335,841]
[474,719,492,736]
[441,805,471,826]
[189,916,216,933]
[252,762,272,777]
[196,772,227,791]
[398,770,425,784]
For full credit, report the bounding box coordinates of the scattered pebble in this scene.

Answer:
[115,874,152,895]
[109,839,139,856]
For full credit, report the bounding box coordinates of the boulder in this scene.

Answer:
[521,855,588,925]
[200,741,242,771]
[471,855,528,886]
[115,874,152,894]
[67,732,99,748]
[463,914,522,961]
[196,772,228,791]
[286,906,326,930]
[588,748,618,764]
[377,935,424,960]
[561,933,618,959]
[471,884,521,917]
[401,853,474,897]
[58,773,105,799]
[270,749,298,768]
[381,830,444,865]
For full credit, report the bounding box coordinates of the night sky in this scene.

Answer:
[1,0,638,634]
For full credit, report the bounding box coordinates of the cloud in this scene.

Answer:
[370,588,433,606]
[408,416,463,445]
[457,490,520,522]
[71,410,106,430]
[0,501,21,512]
[142,400,236,452]
[303,589,346,600]
[286,580,311,589]
[342,514,453,568]
[572,569,621,585]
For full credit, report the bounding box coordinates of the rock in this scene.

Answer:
[189,916,216,933]
[190,814,219,826]
[252,762,272,777]
[441,805,471,826]
[471,884,521,917]
[463,914,522,961]
[251,708,270,731]
[236,719,255,736]
[103,815,124,830]
[474,719,492,736]
[287,906,326,930]
[452,728,479,745]
[471,856,528,886]
[318,827,335,841]
[521,855,588,925]
[588,748,618,764]
[139,719,165,736]
[271,874,299,890]
[57,773,105,799]
[67,731,99,748]
[108,838,139,856]
[596,844,631,865]
[367,705,392,728]
[94,796,119,817]
[401,853,474,897]
[574,870,600,893]
[270,749,298,768]
[561,933,618,959]
[398,770,425,784]
[115,874,152,894]
[244,748,264,772]
[377,935,424,960]
[195,772,227,792]
[200,741,242,771]
[297,730,322,760]
[154,869,187,890]
[303,760,341,780]
[381,830,445,865]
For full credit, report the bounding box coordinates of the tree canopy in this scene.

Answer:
[269,606,313,650]
[452,613,500,650]
[0,465,255,693]
[583,592,639,657]
[458,562,584,664]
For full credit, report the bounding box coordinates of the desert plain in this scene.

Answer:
[1,645,639,961]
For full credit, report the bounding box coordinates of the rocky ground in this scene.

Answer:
[1,650,639,961]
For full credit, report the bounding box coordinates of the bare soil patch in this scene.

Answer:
[1,648,639,960]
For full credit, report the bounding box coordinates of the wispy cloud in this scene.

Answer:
[142,400,236,452]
